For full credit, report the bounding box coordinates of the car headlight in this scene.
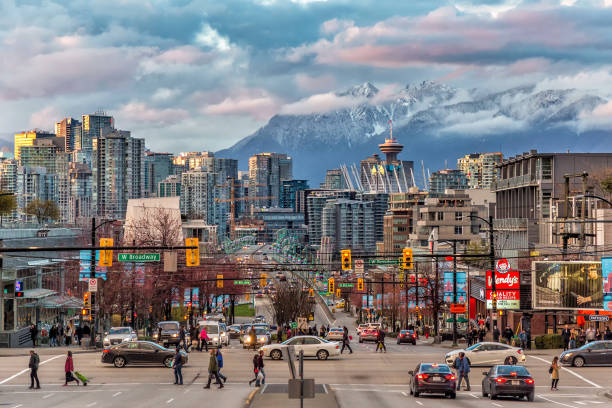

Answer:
[104,337,109,343]
[564,353,573,359]
[213,337,219,342]
[153,334,158,339]
[259,336,266,342]
[172,333,178,337]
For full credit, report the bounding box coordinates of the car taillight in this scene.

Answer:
[336,345,339,349]
[400,334,404,337]
[495,378,507,383]
[517,349,522,354]
[412,335,416,338]
[445,374,455,380]
[416,374,429,380]
[103,349,109,353]
[524,378,534,384]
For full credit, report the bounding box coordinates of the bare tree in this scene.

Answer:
[268,284,314,328]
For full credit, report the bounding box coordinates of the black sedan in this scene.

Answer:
[560,340,612,367]
[102,341,188,368]
[409,363,456,399]
[397,330,417,345]
[482,365,534,401]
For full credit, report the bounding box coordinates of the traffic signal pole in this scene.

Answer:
[452,240,458,347]
[90,217,97,348]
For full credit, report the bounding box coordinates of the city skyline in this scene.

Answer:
[1,0,612,155]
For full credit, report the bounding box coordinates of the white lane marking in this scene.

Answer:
[112,392,122,397]
[42,393,54,399]
[574,403,586,406]
[492,403,503,407]
[0,354,64,385]
[530,355,602,389]
[415,401,423,406]
[183,388,190,394]
[12,405,23,408]
[322,384,328,394]
[86,403,97,407]
[538,395,580,408]
[401,391,408,396]
[166,398,174,404]
[469,393,479,398]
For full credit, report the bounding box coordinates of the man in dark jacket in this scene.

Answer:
[493,326,500,342]
[178,325,188,352]
[376,328,386,353]
[255,350,265,386]
[454,352,471,391]
[30,324,38,347]
[341,326,352,354]
[561,325,571,351]
[216,348,227,383]
[173,348,183,385]
[503,326,513,344]
[204,349,223,389]
[29,350,40,389]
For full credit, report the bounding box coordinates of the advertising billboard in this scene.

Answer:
[602,258,612,311]
[533,262,603,310]
[486,269,520,309]
[443,271,467,303]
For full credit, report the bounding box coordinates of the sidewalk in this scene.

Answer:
[0,346,98,357]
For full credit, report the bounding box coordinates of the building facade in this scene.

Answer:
[429,169,468,194]
[457,153,503,189]
[248,153,292,208]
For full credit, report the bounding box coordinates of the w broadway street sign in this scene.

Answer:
[233,280,251,285]
[118,253,160,262]
[368,259,400,265]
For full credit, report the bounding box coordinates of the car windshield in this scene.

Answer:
[109,328,131,334]
[158,323,178,330]
[331,329,343,332]
[420,364,451,373]
[496,366,530,376]
[204,325,219,334]
[254,328,267,335]
[466,343,482,351]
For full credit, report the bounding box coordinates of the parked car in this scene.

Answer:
[242,327,271,348]
[260,335,340,360]
[560,340,612,367]
[101,341,188,368]
[397,330,417,345]
[254,315,266,323]
[152,321,184,348]
[445,342,526,366]
[335,299,345,308]
[409,363,456,399]
[197,320,227,347]
[103,327,138,347]
[482,365,535,401]
[356,324,369,335]
[228,325,242,339]
[326,328,345,341]
[359,328,378,343]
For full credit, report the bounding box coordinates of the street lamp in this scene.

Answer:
[575,194,612,207]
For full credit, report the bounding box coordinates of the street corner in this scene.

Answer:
[249,383,338,408]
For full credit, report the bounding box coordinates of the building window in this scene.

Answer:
[437,212,444,221]
[455,211,462,221]
[454,226,463,235]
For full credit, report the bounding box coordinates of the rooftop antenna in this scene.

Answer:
[388,119,393,139]
[445,159,448,169]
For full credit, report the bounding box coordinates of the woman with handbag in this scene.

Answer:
[550,356,560,391]
[63,351,80,386]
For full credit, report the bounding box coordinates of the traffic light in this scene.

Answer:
[99,238,113,266]
[357,278,364,291]
[83,292,91,309]
[328,277,335,294]
[260,273,267,287]
[185,238,200,266]
[81,308,90,321]
[341,249,351,271]
[402,248,413,270]
[308,288,314,297]
[336,288,341,298]
[217,274,223,288]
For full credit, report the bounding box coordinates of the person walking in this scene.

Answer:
[518,329,527,350]
[30,324,38,347]
[199,327,209,352]
[204,349,223,389]
[478,325,486,343]
[190,325,198,349]
[76,325,83,346]
[247,326,256,350]
[376,328,386,353]
[340,326,352,354]
[586,327,595,343]
[28,350,40,389]
[65,324,72,346]
[493,326,500,342]
[216,347,227,383]
[550,356,560,390]
[604,326,612,340]
[179,325,188,353]
[63,351,80,386]
[173,348,183,385]
[256,350,265,386]
[561,325,571,351]
[249,353,259,386]
[49,324,58,347]
[454,352,471,391]
[503,326,513,345]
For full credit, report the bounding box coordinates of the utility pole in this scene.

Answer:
[488,215,496,340]
[415,262,419,329]
[90,217,97,348]
[452,240,458,347]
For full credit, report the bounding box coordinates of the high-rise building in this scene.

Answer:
[280,179,309,210]
[14,130,56,161]
[361,192,389,244]
[80,112,114,151]
[304,189,358,246]
[92,129,145,219]
[248,153,292,208]
[144,152,174,197]
[159,175,182,197]
[457,152,503,189]
[429,169,468,194]
[321,199,375,253]
[383,188,428,253]
[322,169,347,190]
[55,117,82,152]
[69,162,93,222]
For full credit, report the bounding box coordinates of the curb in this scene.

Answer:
[244,388,258,407]
[604,390,612,400]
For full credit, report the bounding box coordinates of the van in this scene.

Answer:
[197,320,229,347]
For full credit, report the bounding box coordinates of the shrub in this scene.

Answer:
[534,334,564,349]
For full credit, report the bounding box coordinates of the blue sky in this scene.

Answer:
[1,0,612,152]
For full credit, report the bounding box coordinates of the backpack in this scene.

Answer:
[453,358,459,369]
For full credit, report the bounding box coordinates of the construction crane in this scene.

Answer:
[214,177,276,240]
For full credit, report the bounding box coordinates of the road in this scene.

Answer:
[2,315,610,408]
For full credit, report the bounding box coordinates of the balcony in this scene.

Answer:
[492,174,538,191]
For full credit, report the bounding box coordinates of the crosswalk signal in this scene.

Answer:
[83,292,91,309]
[328,277,335,294]
[341,249,351,271]
[357,278,364,291]
[81,308,90,321]
[336,288,341,297]
[217,274,223,288]
[185,238,200,266]
[402,248,413,270]
[99,238,113,266]
[260,273,267,287]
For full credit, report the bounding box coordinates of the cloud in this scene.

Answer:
[117,102,190,126]
[195,24,232,52]
[151,88,181,102]
[295,73,336,92]
[29,106,61,130]
[202,89,282,120]
[280,92,364,115]
[321,18,354,35]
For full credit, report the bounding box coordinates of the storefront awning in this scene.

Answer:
[21,288,57,299]
[21,295,83,309]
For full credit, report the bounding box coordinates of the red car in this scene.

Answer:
[397,329,417,345]
[359,328,378,343]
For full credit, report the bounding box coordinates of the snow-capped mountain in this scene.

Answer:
[217,81,612,184]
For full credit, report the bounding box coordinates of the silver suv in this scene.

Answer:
[104,327,137,347]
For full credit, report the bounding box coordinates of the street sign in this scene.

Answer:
[118,253,160,262]
[355,259,364,274]
[233,280,251,285]
[88,278,98,293]
[290,321,298,329]
[318,291,328,296]
[589,315,609,322]
[338,283,354,288]
[297,317,307,330]
[450,303,465,313]
[368,259,399,265]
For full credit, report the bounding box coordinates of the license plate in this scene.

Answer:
[431,377,442,382]
[511,380,520,385]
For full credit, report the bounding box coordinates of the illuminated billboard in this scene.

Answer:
[533,262,603,310]
[486,270,520,309]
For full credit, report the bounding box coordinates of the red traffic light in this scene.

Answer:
[15,291,24,298]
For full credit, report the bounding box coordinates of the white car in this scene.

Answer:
[103,327,137,347]
[356,324,369,335]
[259,336,340,360]
[326,328,345,341]
[445,342,526,366]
